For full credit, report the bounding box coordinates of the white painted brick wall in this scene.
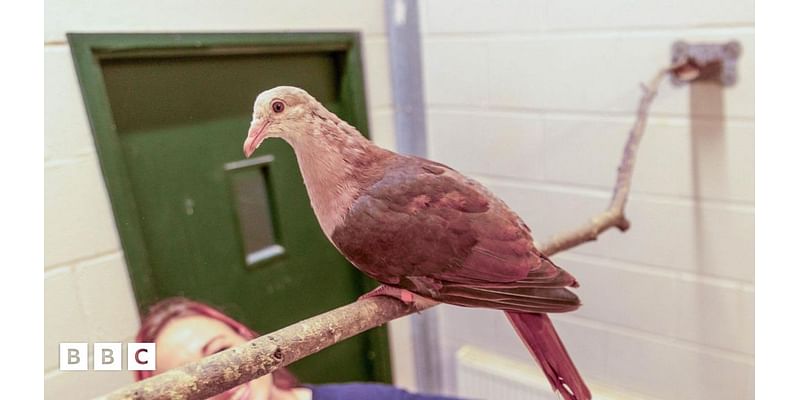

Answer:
[428,111,546,181]
[44,0,387,43]
[421,1,754,399]
[426,31,754,118]
[44,155,120,268]
[44,1,399,397]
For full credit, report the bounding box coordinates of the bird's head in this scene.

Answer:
[243,86,317,158]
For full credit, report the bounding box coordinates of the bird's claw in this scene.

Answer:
[359,285,436,311]
[359,285,415,304]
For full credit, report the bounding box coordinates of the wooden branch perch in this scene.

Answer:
[104,297,415,400]
[538,61,692,256]
[101,62,691,400]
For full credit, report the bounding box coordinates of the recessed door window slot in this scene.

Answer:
[225,155,284,266]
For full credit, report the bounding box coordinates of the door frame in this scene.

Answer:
[68,32,392,382]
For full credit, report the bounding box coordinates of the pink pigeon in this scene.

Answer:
[244,87,591,400]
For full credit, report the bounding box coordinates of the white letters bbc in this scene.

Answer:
[59,342,156,371]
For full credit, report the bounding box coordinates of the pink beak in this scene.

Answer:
[243,120,269,158]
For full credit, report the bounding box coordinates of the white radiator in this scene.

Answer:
[455,346,645,400]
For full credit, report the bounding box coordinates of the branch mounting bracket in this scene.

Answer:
[670,41,741,87]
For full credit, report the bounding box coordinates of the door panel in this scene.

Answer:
[71,34,389,384]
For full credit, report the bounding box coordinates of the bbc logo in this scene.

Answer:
[59,342,156,371]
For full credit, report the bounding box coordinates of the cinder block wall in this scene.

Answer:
[43,1,399,398]
[419,1,754,399]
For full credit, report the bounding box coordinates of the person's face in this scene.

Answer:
[155,315,273,400]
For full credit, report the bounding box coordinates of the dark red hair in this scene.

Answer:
[134,297,298,389]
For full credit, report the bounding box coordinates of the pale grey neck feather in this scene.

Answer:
[292,141,359,238]
[285,113,376,239]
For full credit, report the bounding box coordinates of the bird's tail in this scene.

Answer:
[505,311,591,400]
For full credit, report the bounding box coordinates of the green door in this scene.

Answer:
[69,33,391,384]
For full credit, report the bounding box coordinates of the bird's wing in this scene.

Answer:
[331,157,580,313]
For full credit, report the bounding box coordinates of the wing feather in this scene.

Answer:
[331,156,580,313]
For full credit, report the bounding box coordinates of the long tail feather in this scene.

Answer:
[505,312,591,400]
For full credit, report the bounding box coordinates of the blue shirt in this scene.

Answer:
[308,383,462,400]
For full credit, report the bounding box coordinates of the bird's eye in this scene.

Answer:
[271,101,285,113]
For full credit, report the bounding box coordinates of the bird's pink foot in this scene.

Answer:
[360,285,416,304]
[359,285,438,311]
